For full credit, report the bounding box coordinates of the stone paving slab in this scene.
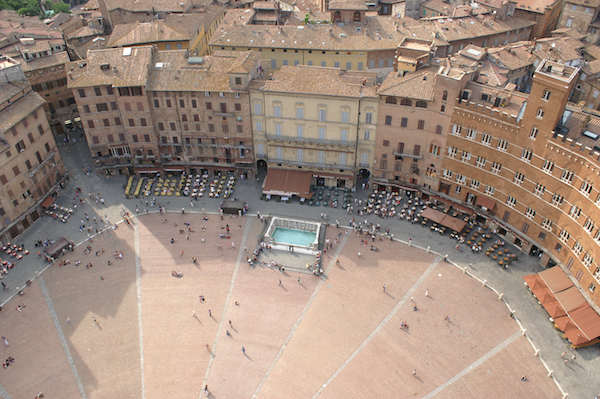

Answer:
[257,231,437,399]
[41,225,142,399]
[0,280,81,399]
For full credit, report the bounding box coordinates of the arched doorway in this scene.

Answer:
[353,11,361,22]
[256,160,267,183]
[333,11,342,23]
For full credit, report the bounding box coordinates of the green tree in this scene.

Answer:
[16,0,41,16]
[50,0,70,13]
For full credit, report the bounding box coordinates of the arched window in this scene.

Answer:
[354,11,361,21]
[400,98,412,106]
[415,100,428,108]
[385,97,397,104]
[442,90,448,101]
[333,11,341,23]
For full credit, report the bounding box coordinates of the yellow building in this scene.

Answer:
[251,65,379,196]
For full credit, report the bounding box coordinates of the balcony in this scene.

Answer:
[266,158,353,171]
[266,135,357,147]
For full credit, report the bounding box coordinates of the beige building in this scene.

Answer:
[557,0,600,43]
[251,65,379,193]
[0,56,67,242]
[68,46,262,177]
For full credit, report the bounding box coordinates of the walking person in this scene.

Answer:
[383,284,386,293]
[242,346,246,355]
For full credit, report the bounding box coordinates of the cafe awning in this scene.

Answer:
[476,195,496,210]
[539,266,574,294]
[41,195,55,208]
[555,286,589,312]
[263,169,312,197]
[452,203,474,216]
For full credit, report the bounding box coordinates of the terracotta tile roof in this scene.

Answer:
[513,0,562,13]
[458,44,487,60]
[0,78,29,105]
[81,0,100,10]
[0,88,45,133]
[534,37,584,63]
[210,16,442,51]
[477,59,509,86]
[565,0,600,7]
[377,66,438,101]
[107,20,191,48]
[551,27,587,40]
[218,8,256,27]
[581,59,600,75]
[18,51,71,72]
[421,0,489,17]
[67,25,104,40]
[584,44,600,60]
[286,11,331,25]
[421,15,535,43]
[102,0,193,13]
[557,105,600,150]
[68,46,154,88]
[147,50,260,92]
[258,65,378,98]
[329,1,369,10]
[487,44,534,71]
[463,80,528,115]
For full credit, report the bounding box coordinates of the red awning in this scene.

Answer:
[539,266,574,294]
[421,207,446,223]
[41,196,55,208]
[476,195,496,210]
[452,203,474,216]
[263,169,312,197]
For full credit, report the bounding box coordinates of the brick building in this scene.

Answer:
[68,46,261,177]
[0,57,67,242]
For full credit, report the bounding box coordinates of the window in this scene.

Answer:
[533,183,545,197]
[346,62,351,70]
[542,159,554,173]
[455,186,462,194]
[521,222,530,234]
[78,89,86,98]
[429,144,440,156]
[400,98,412,106]
[192,100,197,108]
[514,172,525,185]
[485,185,495,195]
[103,118,110,127]
[584,217,595,233]
[456,174,466,185]
[319,109,326,122]
[274,105,282,118]
[341,111,349,123]
[154,99,160,108]
[400,118,408,128]
[551,193,564,207]
[382,140,389,147]
[206,102,212,110]
[573,241,583,255]
[386,97,398,104]
[132,135,138,143]
[83,104,90,114]
[570,204,582,219]
[208,123,215,132]
[447,146,457,158]
[88,120,95,129]
[271,59,276,68]
[297,148,304,162]
[114,117,122,126]
[441,105,445,113]
[481,134,492,146]
[385,115,392,125]
[170,122,176,131]
[380,157,388,170]
[581,180,593,197]
[536,109,544,119]
[470,180,480,189]
[561,169,574,183]
[475,156,486,168]
[525,207,536,219]
[179,99,185,108]
[96,103,108,112]
[466,128,476,140]
[559,229,570,243]
[530,127,538,139]
[436,125,443,135]
[415,101,427,108]
[296,107,304,119]
[365,112,373,124]
[461,151,471,162]
[417,120,425,130]
[254,103,262,115]
[297,125,303,138]
[521,149,533,162]
[144,134,150,142]
[413,145,421,156]
[542,90,551,100]
[497,140,508,151]
[451,124,461,135]
[166,99,172,108]
[443,169,453,179]
[442,90,448,101]
[491,162,502,174]
[506,196,517,207]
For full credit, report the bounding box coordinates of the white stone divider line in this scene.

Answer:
[0,382,11,399]
[38,276,87,399]
[134,222,145,399]
[312,256,442,399]
[422,330,523,399]
[199,218,253,399]
[251,231,351,399]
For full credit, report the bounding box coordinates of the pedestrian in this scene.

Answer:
[2,337,7,346]
[571,354,576,363]
[298,276,301,283]
[560,351,567,359]
[521,376,527,381]
[358,252,361,257]
[226,330,231,337]
[204,385,209,394]
[383,284,386,292]
[232,242,235,248]
[425,289,429,297]
[242,346,246,355]
[92,316,97,323]
[229,320,232,327]
[206,343,210,351]
[412,369,417,376]
[66,316,70,323]
[278,279,282,286]
[190,201,194,207]
[208,309,212,317]
[444,315,450,321]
